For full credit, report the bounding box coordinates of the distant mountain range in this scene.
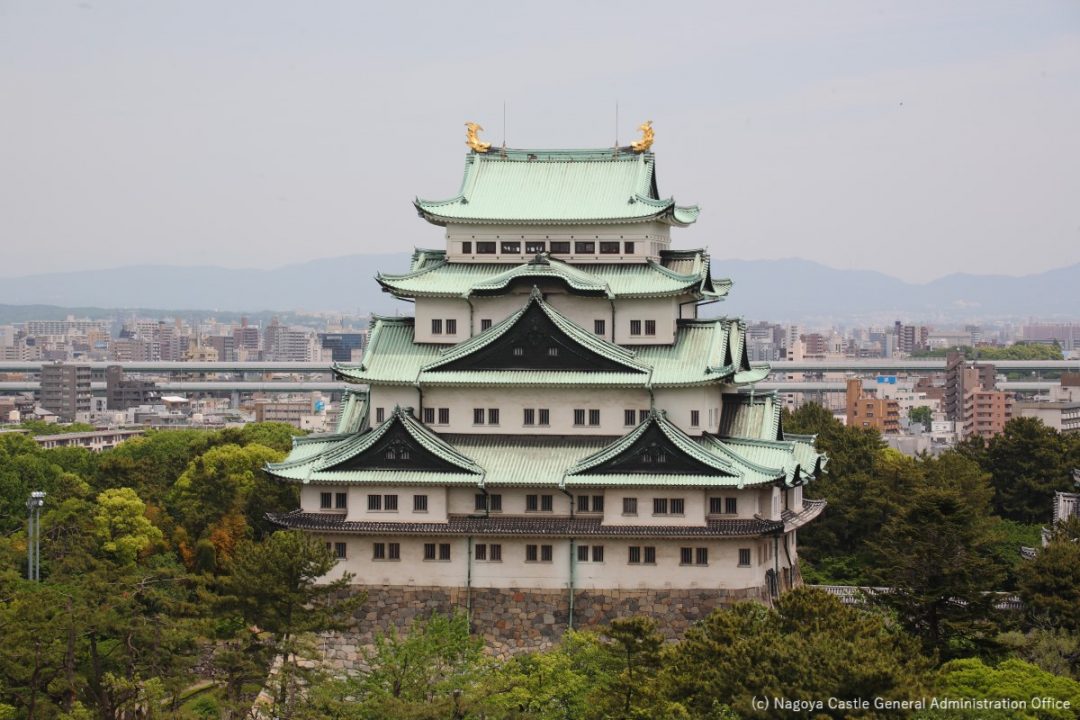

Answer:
[0,254,1075,323]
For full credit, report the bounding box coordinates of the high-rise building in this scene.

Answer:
[39,362,92,422]
[267,135,825,640]
[845,378,900,434]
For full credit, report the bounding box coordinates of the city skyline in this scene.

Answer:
[2,1,1078,282]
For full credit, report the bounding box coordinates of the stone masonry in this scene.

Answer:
[318,584,771,672]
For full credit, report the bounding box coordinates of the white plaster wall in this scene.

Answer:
[413,297,470,344]
[653,386,724,435]
[316,535,778,590]
[445,222,672,263]
[702,488,760,520]
[368,386,420,422]
[300,486,450,523]
[447,487,573,516]
[423,386,651,436]
[613,298,678,345]
[600,488,707,527]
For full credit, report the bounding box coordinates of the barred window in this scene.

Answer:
[577,544,590,562]
[538,409,550,426]
[524,408,536,426]
[423,407,435,423]
[384,494,398,511]
[438,408,449,424]
[489,494,502,512]
[446,319,457,335]
[623,497,638,515]
[690,410,700,427]
[645,319,656,336]
[726,497,738,515]
[630,320,642,336]
[594,319,606,335]
[696,547,708,566]
[624,409,637,426]
[540,494,553,512]
[334,542,347,559]
[738,548,751,566]
[540,545,553,562]
[320,492,332,509]
[480,318,492,331]
[413,494,428,512]
[388,543,400,560]
[488,408,499,425]
[680,547,693,565]
[423,543,436,560]
[475,544,487,561]
[490,543,502,561]
[577,495,590,513]
[592,545,604,562]
[367,495,382,511]
[439,543,451,561]
[473,408,485,425]
[431,319,443,335]
[709,497,723,514]
[592,495,604,512]
[335,492,347,509]
[526,494,538,512]
[573,409,586,426]
[653,498,668,515]
[588,409,600,426]
[644,546,656,564]
[526,544,538,562]
[628,546,642,564]
[373,543,386,560]
[670,498,685,515]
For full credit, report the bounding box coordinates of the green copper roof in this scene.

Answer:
[335,308,760,389]
[376,249,727,300]
[717,392,783,440]
[415,149,699,227]
[334,390,368,434]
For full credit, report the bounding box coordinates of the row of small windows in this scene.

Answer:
[376,406,707,431]
[422,407,451,425]
[322,492,737,517]
[629,319,657,336]
[462,240,636,256]
[430,318,458,335]
[331,541,752,567]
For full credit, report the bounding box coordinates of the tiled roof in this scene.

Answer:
[335,313,763,389]
[333,389,368,434]
[414,149,698,227]
[375,250,727,300]
[268,511,783,538]
[782,499,827,530]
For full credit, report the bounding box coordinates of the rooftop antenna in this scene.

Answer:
[501,101,508,158]
[614,100,619,157]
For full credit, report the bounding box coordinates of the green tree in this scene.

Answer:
[909,405,933,428]
[983,418,1077,522]
[586,617,674,720]
[663,587,930,719]
[1018,535,1080,632]
[92,488,164,565]
[917,657,1080,720]
[219,530,363,715]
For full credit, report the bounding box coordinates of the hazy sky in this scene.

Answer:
[1,1,1078,282]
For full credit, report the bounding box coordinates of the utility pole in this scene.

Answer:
[26,491,45,581]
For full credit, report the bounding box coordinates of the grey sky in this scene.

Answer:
[1,0,1078,283]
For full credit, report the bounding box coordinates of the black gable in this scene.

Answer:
[323,419,474,473]
[580,422,730,476]
[433,301,645,373]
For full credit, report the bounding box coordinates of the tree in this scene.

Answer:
[920,657,1080,720]
[663,588,930,719]
[1018,535,1080,632]
[909,406,933,428]
[219,530,364,715]
[586,617,672,720]
[868,477,1007,657]
[92,488,163,566]
[983,418,1077,522]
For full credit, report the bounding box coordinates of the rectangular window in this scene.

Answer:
[690,410,700,428]
[368,495,382,511]
[475,543,487,561]
[588,409,600,426]
[373,542,386,560]
[709,497,723,514]
[424,543,436,560]
[476,241,496,254]
[644,546,656,564]
[574,241,595,253]
[475,493,487,511]
[489,494,502,512]
[628,546,642,564]
[320,492,332,509]
[639,409,649,423]
[376,407,385,423]
[630,320,642,336]
[550,241,570,254]
[547,346,559,357]
[623,497,638,515]
[540,494,553,512]
[653,498,668,515]
[670,498,685,515]
[624,241,635,254]
[490,543,502,561]
[726,497,738,515]
[592,545,604,562]
[480,318,492,331]
[599,241,620,254]
[438,408,449,424]
[446,319,457,335]
[431,319,443,335]
[680,547,693,565]
[525,241,546,254]
[523,408,535,426]
[388,542,400,560]
[461,241,472,254]
[526,544,538,562]
[413,494,428,512]
[334,542,347,559]
[578,544,590,562]
[501,241,522,254]
[624,409,637,426]
[384,494,398,511]
[592,495,604,512]
[439,543,451,561]
[526,494,539,512]
[423,407,435,424]
[488,408,500,425]
[696,547,708,566]
[577,495,590,513]
[594,319,606,336]
[541,545,553,562]
[538,408,550,426]
[738,548,751,567]
[645,320,656,336]
[335,492,347,509]
[473,408,485,425]
[573,409,586,426]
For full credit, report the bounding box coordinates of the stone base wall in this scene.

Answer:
[319,584,771,671]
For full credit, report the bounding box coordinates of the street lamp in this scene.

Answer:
[26,491,45,582]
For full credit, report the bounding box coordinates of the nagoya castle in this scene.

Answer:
[268,122,826,653]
